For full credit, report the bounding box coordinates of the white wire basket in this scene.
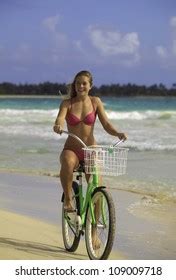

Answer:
[83,146,129,176]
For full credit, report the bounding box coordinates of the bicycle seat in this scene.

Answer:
[74,160,85,173]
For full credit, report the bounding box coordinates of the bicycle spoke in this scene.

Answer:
[85,188,115,260]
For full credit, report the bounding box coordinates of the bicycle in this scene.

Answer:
[60,130,128,260]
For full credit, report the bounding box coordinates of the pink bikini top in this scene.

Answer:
[66,98,96,126]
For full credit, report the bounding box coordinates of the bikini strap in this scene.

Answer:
[69,98,73,112]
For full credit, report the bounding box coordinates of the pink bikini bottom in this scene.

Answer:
[63,148,84,161]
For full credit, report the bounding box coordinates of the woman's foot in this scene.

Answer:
[92,236,101,250]
[63,201,76,213]
[92,227,101,250]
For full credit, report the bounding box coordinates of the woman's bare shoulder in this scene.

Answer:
[60,98,71,108]
[91,96,101,105]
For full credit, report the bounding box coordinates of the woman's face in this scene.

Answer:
[75,75,91,97]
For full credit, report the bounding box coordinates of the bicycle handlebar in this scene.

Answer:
[60,130,124,148]
[61,130,87,147]
[112,139,124,147]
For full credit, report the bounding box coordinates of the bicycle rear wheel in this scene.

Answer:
[85,187,116,260]
[62,181,81,252]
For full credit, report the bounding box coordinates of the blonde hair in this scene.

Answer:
[68,70,93,98]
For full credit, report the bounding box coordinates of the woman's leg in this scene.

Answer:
[60,149,79,211]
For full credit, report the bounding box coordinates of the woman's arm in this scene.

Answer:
[96,97,127,140]
[53,100,69,134]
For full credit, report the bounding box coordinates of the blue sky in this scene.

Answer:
[0,0,176,87]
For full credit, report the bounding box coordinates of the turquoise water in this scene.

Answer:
[1,96,176,111]
[1,96,176,150]
[0,96,176,202]
[104,96,176,111]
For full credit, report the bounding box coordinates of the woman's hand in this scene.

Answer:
[53,124,62,134]
[117,132,127,141]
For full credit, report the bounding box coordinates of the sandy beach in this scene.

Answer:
[0,209,125,260]
[0,171,176,260]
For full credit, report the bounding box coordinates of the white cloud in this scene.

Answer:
[87,25,140,57]
[42,14,61,33]
[170,16,176,28]
[42,14,68,47]
[155,16,176,62]
[155,46,168,58]
[41,18,141,67]
[73,40,89,57]
[74,40,83,52]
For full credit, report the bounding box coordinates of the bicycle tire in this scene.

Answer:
[85,187,116,260]
[62,181,81,252]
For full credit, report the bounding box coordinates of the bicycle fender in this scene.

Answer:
[91,186,106,196]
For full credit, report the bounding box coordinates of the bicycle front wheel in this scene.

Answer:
[62,181,81,252]
[85,187,116,260]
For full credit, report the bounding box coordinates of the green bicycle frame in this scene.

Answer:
[76,168,99,227]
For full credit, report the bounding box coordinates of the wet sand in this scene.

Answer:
[0,171,176,260]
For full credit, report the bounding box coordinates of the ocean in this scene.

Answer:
[0,96,176,203]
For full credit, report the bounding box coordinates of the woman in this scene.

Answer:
[53,70,127,212]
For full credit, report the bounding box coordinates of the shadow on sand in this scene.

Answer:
[0,237,87,260]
